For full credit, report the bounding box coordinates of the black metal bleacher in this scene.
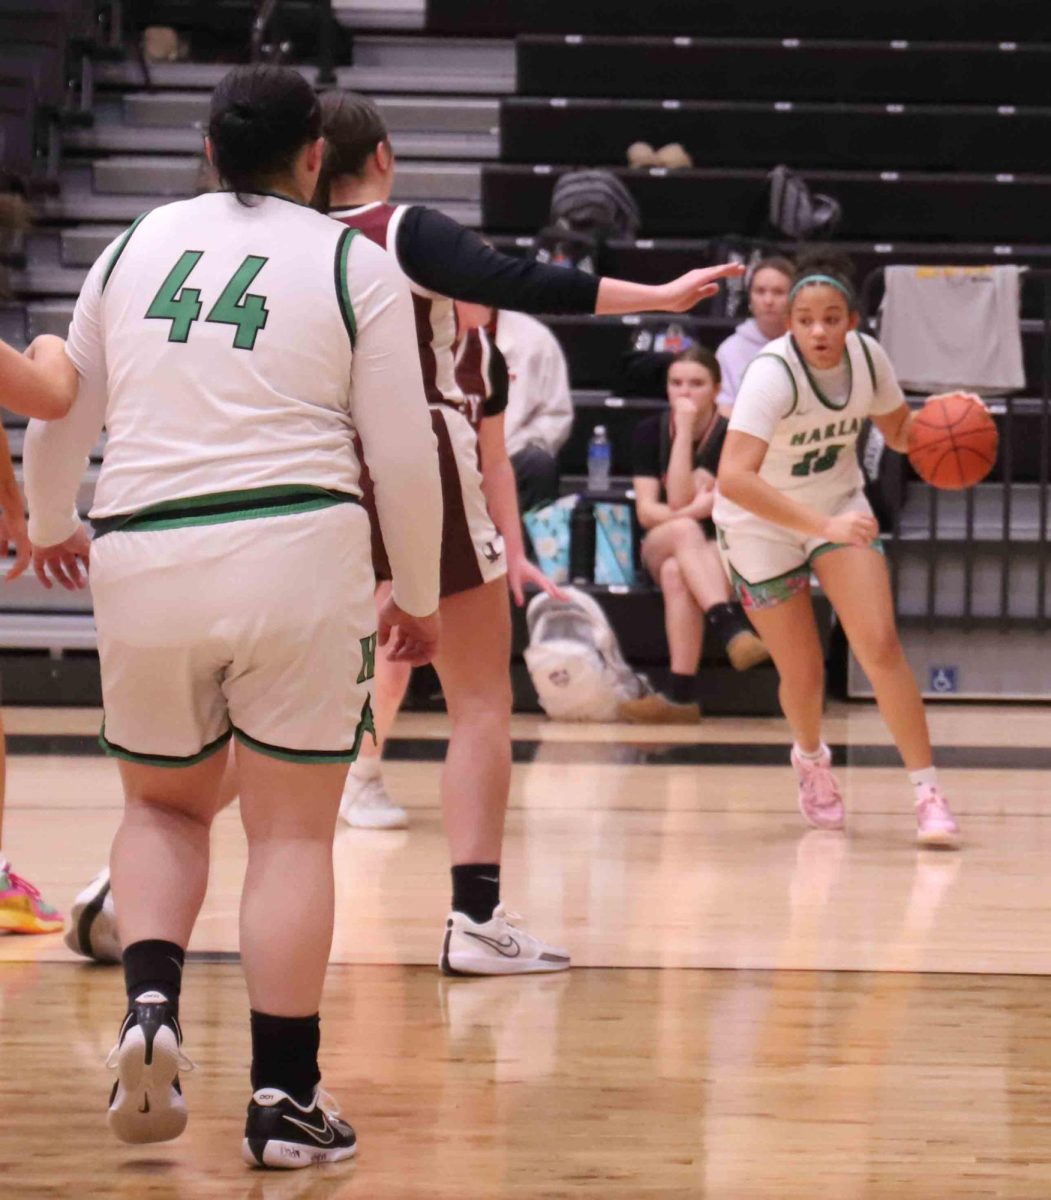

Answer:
[427,0,1048,39]
[482,165,1051,244]
[516,37,1051,106]
[500,100,1051,174]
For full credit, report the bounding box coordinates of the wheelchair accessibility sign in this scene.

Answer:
[929,666,959,694]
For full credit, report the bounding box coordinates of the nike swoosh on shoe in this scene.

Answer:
[464,931,521,958]
[284,1115,336,1146]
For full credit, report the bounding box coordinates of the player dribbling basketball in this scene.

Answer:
[715,255,969,848]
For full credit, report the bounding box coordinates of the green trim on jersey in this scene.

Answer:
[101,211,150,292]
[100,724,232,768]
[857,333,879,390]
[792,335,853,412]
[745,352,799,417]
[334,227,359,346]
[91,484,361,538]
[233,697,375,765]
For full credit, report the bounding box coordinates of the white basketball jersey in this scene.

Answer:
[73,191,362,517]
[714,331,879,527]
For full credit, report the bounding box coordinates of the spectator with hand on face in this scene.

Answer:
[626,347,769,724]
[716,257,794,410]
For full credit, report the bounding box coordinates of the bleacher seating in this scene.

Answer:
[6,0,1051,703]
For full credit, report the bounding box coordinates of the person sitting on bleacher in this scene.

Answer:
[716,257,794,408]
[630,347,770,722]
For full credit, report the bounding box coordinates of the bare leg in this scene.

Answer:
[814,548,932,771]
[110,750,230,948]
[657,558,703,674]
[745,589,825,753]
[237,742,348,1015]
[642,517,731,612]
[432,578,512,865]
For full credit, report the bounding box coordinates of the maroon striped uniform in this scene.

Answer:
[335,201,510,596]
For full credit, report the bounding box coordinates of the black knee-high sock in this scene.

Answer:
[123,939,185,1013]
[705,601,752,648]
[250,1011,321,1107]
[451,863,500,923]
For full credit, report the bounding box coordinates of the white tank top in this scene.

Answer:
[714,331,881,528]
[80,191,361,515]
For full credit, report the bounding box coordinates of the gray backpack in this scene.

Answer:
[549,170,641,242]
[767,165,842,241]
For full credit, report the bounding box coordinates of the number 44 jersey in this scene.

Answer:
[62,191,397,523]
[713,330,904,531]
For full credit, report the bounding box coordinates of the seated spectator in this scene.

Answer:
[630,347,769,721]
[458,303,573,513]
[716,257,794,408]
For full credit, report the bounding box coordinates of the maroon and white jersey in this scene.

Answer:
[331,202,462,412]
[453,326,509,435]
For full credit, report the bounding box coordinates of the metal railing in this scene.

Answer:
[861,266,1051,631]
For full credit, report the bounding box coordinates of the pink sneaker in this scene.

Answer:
[915,785,960,849]
[0,857,63,934]
[791,746,845,831]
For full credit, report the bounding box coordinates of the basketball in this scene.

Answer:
[907,392,998,490]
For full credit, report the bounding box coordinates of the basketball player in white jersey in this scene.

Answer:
[715,255,964,848]
[21,65,442,1167]
[318,91,744,975]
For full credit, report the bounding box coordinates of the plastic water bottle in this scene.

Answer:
[587,425,611,493]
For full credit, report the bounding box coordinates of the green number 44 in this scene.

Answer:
[146,251,269,350]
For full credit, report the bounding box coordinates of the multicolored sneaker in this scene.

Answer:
[440,904,571,976]
[0,857,63,934]
[791,746,846,832]
[338,772,408,830]
[243,1086,357,1169]
[915,785,961,849]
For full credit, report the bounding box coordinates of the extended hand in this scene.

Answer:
[32,524,91,590]
[507,554,569,607]
[378,595,440,666]
[654,262,747,313]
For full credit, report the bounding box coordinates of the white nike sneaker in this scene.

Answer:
[338,772,408,830]
[440,904,571,976]
[65,866,122,963]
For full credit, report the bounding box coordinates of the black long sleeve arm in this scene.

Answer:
[394,205,600,314]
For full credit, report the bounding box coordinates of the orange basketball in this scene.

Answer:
[907,392,998,490]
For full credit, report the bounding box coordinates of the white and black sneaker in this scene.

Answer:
[243,1086,357,1170]
[65,867,122,963]
[440,904,571,976]
[106,991,193,1144]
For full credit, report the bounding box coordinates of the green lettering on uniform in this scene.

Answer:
[145,251,270,349]
[793,443,846,478]
[357,632,377,684]
[145,250,204,342]
[206,255,270,350]
[790,432,806,446]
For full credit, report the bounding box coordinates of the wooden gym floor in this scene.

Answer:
[1,703,1050,1197]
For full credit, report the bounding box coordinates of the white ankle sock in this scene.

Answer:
[349,755,381,782]
[909,765,939,797]
[794,742,827,762]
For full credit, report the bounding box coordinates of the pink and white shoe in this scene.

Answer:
[791,746,845,831]
[915,785,960,849]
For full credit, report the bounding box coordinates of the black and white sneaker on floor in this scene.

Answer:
[106,991,193,1143]
[243,1086,357,1169]
[440,904,571,976]
[65,866,122,963]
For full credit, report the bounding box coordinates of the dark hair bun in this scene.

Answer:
[208,65,321,199]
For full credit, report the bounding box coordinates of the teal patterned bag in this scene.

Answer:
[593,502,636,587]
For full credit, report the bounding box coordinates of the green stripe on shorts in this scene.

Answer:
[232,699,376,765]
[100,724,232,768]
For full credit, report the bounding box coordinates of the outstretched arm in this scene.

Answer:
[0,335,77,420]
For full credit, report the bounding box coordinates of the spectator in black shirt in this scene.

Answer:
[630,348,769,721]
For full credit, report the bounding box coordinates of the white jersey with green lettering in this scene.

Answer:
[25,189,443,617]
[712,330,904,530]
